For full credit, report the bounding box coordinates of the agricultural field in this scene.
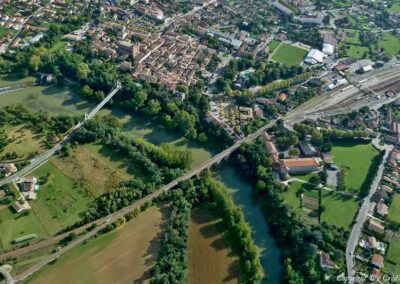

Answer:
[188,206,240,284]
[0,125,46,161]
[26,206,169,284]
[385,239,400,275]
[29,161,92,236]
[332,142,379,193]
[320,191,359,229]
[388,193,400,225]
[270,43,308,66]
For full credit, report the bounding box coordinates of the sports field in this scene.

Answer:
[270,43,308,66]
[26,206,169,284]
[188,206,240,284]
[268,40,281,53]
[332,142,379,193]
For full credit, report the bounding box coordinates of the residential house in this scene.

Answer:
[371,254,384,268]
[368,219,385,235]
[319,251,335,269]
[12,201,30,213]
[376,202,389,217]
[3,163,17,177]
[0,190,5,198]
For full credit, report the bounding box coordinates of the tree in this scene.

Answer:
[29,55,41,71]
[288,148,300,157]
[76,62,90,81]
[145,99,161,116]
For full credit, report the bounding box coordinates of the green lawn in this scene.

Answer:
[29,161,93,235]
[0,27,11,39]
[379,32,400,56]
[321,191,359,229]
[268,40,281,53]
[0,75,36,88]
[385,240,400,275]
[388,2,400,12]
[271,43,308,66]
[282,181,317,214]
[388,194,400,225]
[0,203,49,251]
[332,142,379,193]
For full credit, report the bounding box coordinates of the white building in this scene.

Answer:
[304,49,325,64]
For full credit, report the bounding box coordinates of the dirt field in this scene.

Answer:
[26,206,169,284]
[188,207,240,284]
[51,144,133,196]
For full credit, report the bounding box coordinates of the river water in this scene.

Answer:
[215,165,283,284]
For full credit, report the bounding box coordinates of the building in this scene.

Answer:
[298,140,315,157]
[117,41,139,58]
[207,28,243,50]
[368,219,385,234]
[12,201,31,213]
[304,49,324,64]
[371,268,381,280]
[0,190,5,198]
[376,202,388,217]
[319,251,335,269]
[322,34,337,56]
[280,157,320,174]
[371,254,384,268]
[3,163,17,177]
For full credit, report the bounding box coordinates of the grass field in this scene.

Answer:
[0,85,94,115]
[188,206,240,284]
[270,43,308,66]
[332,142,379,193]
[321,191,359,229]
[29,161,93,235]
[0,75,36,88]
[0,27,11,39]
[268,40,281,53]
[388,2,400,12]
[0,125,46,161]
[379,32,400,56]
[388,194,400,225]
[26,206,169,284]
[0,203,49,252]
[339,30,369,59]
[385,240,400,275]
[51,143,137,196]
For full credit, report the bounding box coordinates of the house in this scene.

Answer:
[319,251,335,269]
[0,190,5,198]
[264,141,280,165]
[322,152,334,164]
[368,219,385,234]
[371,268,381,280]
[298,140,315,157]
[371,254,384,268]
[367,237,378,249]
[280,158,320,174]
[381,185,393,193]
[20,176,38,192]
[12,201,30,213]
[376,202,389,217]
[3,163,17,177]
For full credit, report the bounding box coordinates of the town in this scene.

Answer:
[0,0,400,283]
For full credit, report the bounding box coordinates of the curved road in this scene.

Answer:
[0,266,15,284]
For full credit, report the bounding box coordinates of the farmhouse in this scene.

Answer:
[280,157,320,174]
[12,201,31,213]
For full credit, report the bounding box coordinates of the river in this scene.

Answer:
[215,165,283,284]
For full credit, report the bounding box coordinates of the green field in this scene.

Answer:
[332,142,379,193]
[0,75,36,88]
[339,31,369,59]
[270,43,308,66]
[29,161,92,235]
[388,194,400,225]
[0,27,11,39]
[379,32,400,56]
[282,182,317,215]
[321,191,359,229]
[268,40,281,53]
[388,1,400,12]
[385,240,400,275]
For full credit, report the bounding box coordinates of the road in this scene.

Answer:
[1,6,45,54]
[346,139,393,282]
[0,83,122,187]
[0,266,15,284]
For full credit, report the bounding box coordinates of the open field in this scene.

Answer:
[0,203,49,252]
[385,240,400,275]
[0,85,94,115]
[188,206,240,284]
[29,161,92,236]
[26,206,169,284]
[379,32,400,56]
[388,194,400,224]
[0,75,36,88]
[270,43,308,66]
[321,191,359,229]
[0,125,46,161]
[388,2,400,12]
[51,143,136,196]
[332,142,379,193]
[282,182,316,216]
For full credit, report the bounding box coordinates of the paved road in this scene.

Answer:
[345,139,392,282]
[0,266,15,284]
[0,83,121,187]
